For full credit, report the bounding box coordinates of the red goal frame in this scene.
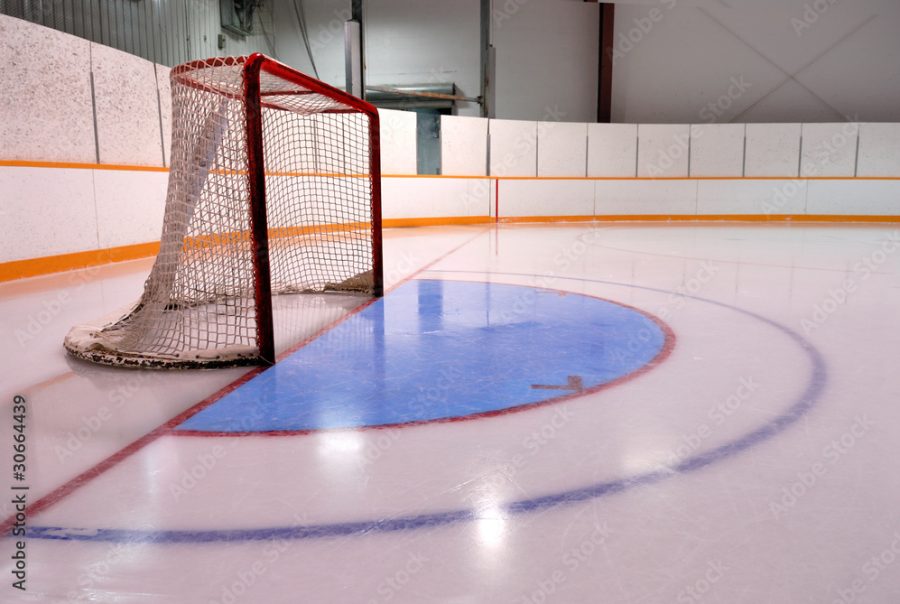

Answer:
[175,53,385,365]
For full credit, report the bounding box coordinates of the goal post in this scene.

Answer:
[64,53,383,369]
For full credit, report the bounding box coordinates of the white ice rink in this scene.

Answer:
[1,223,900,603]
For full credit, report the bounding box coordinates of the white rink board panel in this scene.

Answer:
[801,123,859,177]
[441,115,488,176]
[594,180,698,215]
[489,119,538,177]
[745,123,801,177]
[857,123,900,177]
[587,123,637,177]
[0,167,98,262]
[690,124,745,177]
[498,179,593,217]
[91,43,165,167]
[156,64,173,167]
[806,180,900,215]
[637,124,690,177]
[537,122,587,177]
[94,170,168,249]
[0,16,95,163]
[381,177,491,218]
[379,109,417,175]
[697,180,807,215]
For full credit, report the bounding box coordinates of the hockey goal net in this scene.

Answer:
[64,54,383,368]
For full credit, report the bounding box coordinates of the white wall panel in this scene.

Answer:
[537,122,587,177]
[594,180,697,215]
[91,43,165,166]
[806,180,900,215]
[94,170,168,248]
[0,16,95,162]
[498,180,593,217]
[381,177,491,219]
[697,180,807,215]
[156,64,172,167]
[857,123,900,177]
[492,0,598,122]
[0,167,98,262]
[745,123,801,177]
[690,124,745,177]
[441,115,488,176]
[379,109,417,175]
[637,124,690,177]
[587,123,637,177]
[611,3,900,124]
[489,119,537,177]
[801,123,859,177]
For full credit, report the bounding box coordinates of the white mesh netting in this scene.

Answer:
[64,56,380,368]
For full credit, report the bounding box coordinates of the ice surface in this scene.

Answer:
[1,224,899,603]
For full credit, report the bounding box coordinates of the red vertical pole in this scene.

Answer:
[244,54,276,365]
[598,4,615,123]
[368,110,384,297]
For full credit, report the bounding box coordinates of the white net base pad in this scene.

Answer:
[63,268,375,369]
[63,321,260,370]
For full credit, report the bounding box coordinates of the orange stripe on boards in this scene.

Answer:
[4,214,900,283]
[382,173,493,180]
[0,242,160,283]
[611,214,900,223]
[4,160,900,182]
[500,214,900,224]
[0,160,370,179]
[495,175,900,181]
[498,215,598,224]
[0,218,491,282]
[182,222,376,250]
[0,159,170,173]
[383,216,493,228]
